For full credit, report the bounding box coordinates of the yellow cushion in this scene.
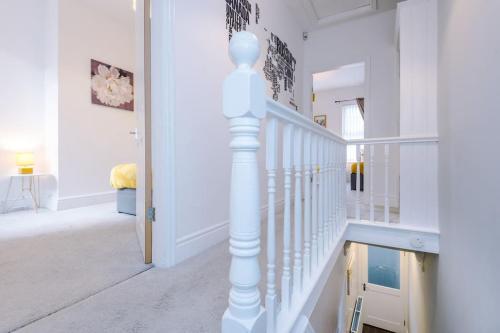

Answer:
[110,163,137,189]
[351,162,364,174]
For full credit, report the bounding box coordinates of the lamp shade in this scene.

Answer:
[16,152,34,166]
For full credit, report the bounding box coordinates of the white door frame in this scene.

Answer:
[304,56,372,125]
[150,0,177,267]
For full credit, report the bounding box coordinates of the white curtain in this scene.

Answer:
[342,104,364,163]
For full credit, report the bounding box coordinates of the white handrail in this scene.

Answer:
[347,135,438,145]
[266,98,346,144]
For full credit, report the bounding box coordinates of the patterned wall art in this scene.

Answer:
[91,59,134,111]
[263,32,297,106]
[224,1,298,111]
[225,0,252,40]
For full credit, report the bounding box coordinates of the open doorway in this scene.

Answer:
[311,62,366,139]
[346,242,437,333]
[0,0,152,331]
[311,62,369,219]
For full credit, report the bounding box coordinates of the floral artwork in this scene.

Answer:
[91,59,134,111]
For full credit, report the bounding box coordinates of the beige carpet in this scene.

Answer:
[15,213,289,333]
[18,241,231,333]
[0,203,150,333]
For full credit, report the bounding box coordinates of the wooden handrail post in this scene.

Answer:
[222,31,266,333]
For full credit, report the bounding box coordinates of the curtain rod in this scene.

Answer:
[334,98,359,103]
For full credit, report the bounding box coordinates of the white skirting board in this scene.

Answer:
[175,199,285,264]
[57,191,116,211]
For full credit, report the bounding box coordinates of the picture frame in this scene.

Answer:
[91,59,134,111]
[314,115,327,128]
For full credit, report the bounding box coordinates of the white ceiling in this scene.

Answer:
[310,0,373,20]
[313,62,365,92]
[287,0,400,31]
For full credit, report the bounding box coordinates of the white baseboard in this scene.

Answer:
[175,199,285,264]
[57,191,116,211]
[175,220,229,264]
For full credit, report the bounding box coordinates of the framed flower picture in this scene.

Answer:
[314,115,327,128]
[91,59,134,111]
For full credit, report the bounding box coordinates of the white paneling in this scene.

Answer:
[398,0,438,229]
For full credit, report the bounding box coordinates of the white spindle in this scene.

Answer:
[317,137,324,258]
[311,135,319,268]
[303,132,312,280]
[384,144,390,223]
[222,31,266,333]
[293,128,303,296]
[265,117,278,332]
[331,142,336,240]
[356,145,361,221]
[323,142,329,250]
[328,141,334,241]
[369,145,374,223]
[335,143,340,235]
[334,143,339,236]
[341,145,347,227]
[282,123,293,311]
[329,142,334,242]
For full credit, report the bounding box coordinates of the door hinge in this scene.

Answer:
[363,283,366,291]
[147,207,156,222]
[404,320,406,326]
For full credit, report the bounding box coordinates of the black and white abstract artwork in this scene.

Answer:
[225,0,252,40]
[263,32,297,104]
[224,1,298,110]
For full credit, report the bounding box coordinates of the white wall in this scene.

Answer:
[305,11,400,212]
[57,0,137,208]
[304,10,400,139]
[309,252,346,333]
[0,0,136,211]
[434,0,500,331]
[407,252,436,333]
[398,0,439,229]
[0,0,51,209]
[312,85,365,136]
[173,0,304,261]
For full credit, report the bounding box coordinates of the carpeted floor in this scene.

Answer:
[0,203,150,333]
[17,241,231,333]
[14,212,288,333]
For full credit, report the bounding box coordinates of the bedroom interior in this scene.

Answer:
[0,0,152,331]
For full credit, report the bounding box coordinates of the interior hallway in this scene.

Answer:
[0,203,150,332]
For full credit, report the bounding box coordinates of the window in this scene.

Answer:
[342,104,364,162]
[368,245,400,289]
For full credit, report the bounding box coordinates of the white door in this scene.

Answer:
[134,0,152,264]
[359,244,407,333]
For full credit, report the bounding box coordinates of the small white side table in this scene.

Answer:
[2,174,46,214]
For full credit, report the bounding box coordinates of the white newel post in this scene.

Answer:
[222,31,266,333]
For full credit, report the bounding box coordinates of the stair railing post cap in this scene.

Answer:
[229,31,260,68]
[224,32,265,120]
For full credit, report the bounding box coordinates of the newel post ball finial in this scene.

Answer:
[223,31,265,120]
[229,31,260,68]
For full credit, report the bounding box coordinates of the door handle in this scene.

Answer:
[130,128,140,141]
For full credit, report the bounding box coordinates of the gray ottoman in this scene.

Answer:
[117,188,136,215]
